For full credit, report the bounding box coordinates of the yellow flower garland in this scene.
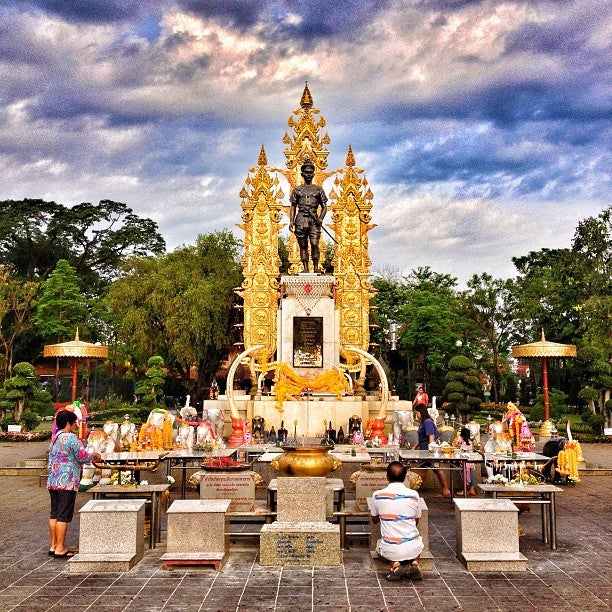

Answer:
[273,363,351,411]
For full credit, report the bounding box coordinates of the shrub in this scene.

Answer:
[21,411,40,432]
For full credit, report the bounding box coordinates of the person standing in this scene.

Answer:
[47,410,101,558]
[413,386,429,408]
[370,461,424,581]
[413,403,451,498]
[454,427,476,496]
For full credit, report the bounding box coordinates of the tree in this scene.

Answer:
[0,267,38,379]
[443,355,483,421]
[105,230,243,403]
[460,274,521,403]
[135,356,166,407]
[33,259,89,342]
[1,361,53,425]
[0,199,166,292]
[396,268,467,393]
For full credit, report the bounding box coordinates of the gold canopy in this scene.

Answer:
[512,330,577,430]
[44,330,108,402]
[512,330,577,359]
[44,330,108,359]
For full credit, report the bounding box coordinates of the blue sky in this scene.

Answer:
[0,0,609,285]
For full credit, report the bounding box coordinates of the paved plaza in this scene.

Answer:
[0,441,610,611]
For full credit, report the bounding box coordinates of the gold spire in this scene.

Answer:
[346,145,355,167]
[258,145,267,166]
[300,82,313,109]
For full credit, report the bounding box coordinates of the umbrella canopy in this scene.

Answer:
[512,331,577,359]
[44,330,108,401]
[512,331,577,426]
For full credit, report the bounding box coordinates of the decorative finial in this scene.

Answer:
[300,82,313,109]
[346,145,355,167]
[541,329,546,342]
[258,145,267,166]
[75,328,80,341]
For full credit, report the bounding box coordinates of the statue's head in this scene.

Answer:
[300,160,315,182]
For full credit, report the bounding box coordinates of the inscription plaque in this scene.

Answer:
[293,316,323,368]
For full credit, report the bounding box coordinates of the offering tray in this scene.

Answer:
[200,458,252,471]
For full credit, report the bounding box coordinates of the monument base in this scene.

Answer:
[259,522,341,566]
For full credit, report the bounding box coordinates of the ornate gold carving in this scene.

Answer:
[238,146,282,359]
[330,146,377,363]
[238,86,376,373]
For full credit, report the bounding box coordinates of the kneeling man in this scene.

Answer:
[370,461,424,581]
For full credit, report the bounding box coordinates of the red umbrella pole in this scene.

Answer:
[71,358,78,402]
[542,357,550,422]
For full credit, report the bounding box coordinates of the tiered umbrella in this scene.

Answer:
[512,331,577,436]
[43,330,108,402]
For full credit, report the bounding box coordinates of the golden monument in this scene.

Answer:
[224,84,391,445]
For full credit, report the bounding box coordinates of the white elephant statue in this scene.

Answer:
[84,430,116,485]
[392,410,414,444]
[203,408,225,441]
[196,421,215,446]
[118,415,136,450]
[178,423,195,449]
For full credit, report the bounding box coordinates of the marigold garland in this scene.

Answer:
[273,363,351,411]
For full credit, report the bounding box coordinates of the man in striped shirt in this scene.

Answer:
[370,461,424,581]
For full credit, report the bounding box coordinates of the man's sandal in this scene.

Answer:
[385,562,407,581]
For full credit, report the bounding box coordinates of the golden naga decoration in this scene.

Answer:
[237,145,283,364]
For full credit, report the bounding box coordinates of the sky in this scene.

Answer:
[0,0,609,286]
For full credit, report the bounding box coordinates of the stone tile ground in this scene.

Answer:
[0,442,609,611]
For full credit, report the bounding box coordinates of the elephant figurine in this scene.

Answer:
[392,410,414,443]
[203,408,225,441]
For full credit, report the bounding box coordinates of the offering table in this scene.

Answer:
[163,448,238,499]
[398,449,484,499]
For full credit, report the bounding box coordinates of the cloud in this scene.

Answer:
[0,0,609,287]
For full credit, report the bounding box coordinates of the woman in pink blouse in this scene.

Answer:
[47,410,101,558]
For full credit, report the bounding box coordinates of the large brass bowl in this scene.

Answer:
[271,445,341,477]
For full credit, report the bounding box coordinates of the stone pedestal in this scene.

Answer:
[260,476,341,566]
[69,499,145,573]
[454,498,527,571]
[161,499,230,570]
[260,522,341,566]
[277,477,327,521]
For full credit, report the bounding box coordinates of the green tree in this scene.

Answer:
[0,199,166,292]
[33,259,89,342]
[460,274,521,404]
[396,268,466,393]
[443,355,483,421]
[0,267,38,379]
[135,356,166,407]
[106,230,243,403]
[2,361,53,425]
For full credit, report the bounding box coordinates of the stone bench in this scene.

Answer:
[454,498,527,572]
[161,499,230,570]
[69,499,146,573]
